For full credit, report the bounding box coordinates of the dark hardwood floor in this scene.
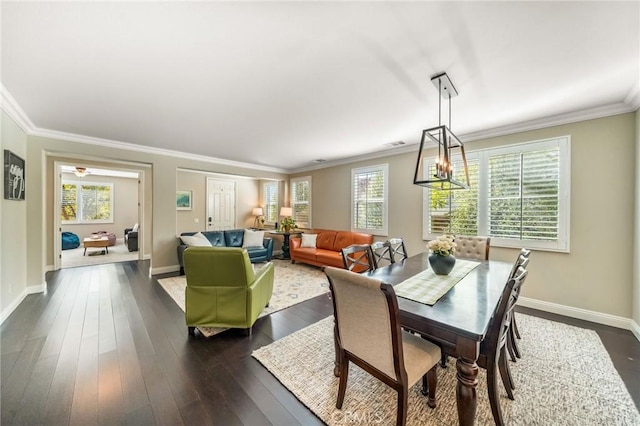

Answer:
[1,260,638,425]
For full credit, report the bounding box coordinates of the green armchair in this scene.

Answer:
[183,246,274,335]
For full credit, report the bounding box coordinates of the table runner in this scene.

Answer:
[394,258,480,305]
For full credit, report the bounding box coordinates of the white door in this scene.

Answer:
[206,178,236,230]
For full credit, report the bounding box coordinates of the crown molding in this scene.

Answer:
[290,100,637,174]
[1,85,36,133]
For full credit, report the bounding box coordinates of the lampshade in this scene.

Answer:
[74,167,88,177]
[413,72,469,190]
[280,207,293,217]
[252,207,264,216]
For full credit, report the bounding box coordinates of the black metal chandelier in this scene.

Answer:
[413,72,470,190]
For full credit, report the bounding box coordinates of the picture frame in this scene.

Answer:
[4,150,25,201]
[176,190,192,210]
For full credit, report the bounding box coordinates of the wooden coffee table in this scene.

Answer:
[83,237,110,256]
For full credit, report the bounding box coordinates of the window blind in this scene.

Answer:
[263,181,279,223]
[291,177,311,228]
[352,164,388,235]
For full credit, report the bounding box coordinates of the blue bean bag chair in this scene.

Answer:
[62,232,80,250]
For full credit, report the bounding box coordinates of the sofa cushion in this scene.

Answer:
[316,230,337,250]
[333,231,373,251]
[316,249,343,266]
[292,247,318,261]
[243,229,265,248]
[204,231,226,246]
[301,233,318,248]
[224,229,245,247]
[182,232,212,247]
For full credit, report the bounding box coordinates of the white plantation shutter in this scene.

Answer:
[423,137,569,252]
[427,158,479,235]
[61,183,78,222]
[351,164,388,235]
[489,148,559,241]
[263,181,279,224]
[291,176,311,228]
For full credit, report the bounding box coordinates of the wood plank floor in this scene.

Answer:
[1,260,638,425]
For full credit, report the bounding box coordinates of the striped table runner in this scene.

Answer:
[394,259,481,305]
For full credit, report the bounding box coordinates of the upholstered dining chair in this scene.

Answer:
[507,248,531,362]
[341,244,376,273]
[440,266,528,426]
[389,237,408,262]
[371,240,394,268]
[453,235,490,260]
[324,267,441,426]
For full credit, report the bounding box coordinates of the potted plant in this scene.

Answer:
[427,235,457,275]
[280,216,297,233]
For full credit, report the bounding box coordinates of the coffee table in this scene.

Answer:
[83,237,110,256]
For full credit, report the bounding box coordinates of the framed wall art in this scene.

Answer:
[176,190,192,210]
[4,150,25,201]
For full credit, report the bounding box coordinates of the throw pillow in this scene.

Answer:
[300,233,318,248]
[181,232,211,247]
[242,229,265,248]
[132,223,139,232]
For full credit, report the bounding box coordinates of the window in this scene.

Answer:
[61,181,114,224]
[351,164,388,236]
[291,176,312,229]
[423,137,570,252]
[262,181,279,224]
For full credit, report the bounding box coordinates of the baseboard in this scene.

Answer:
[27,282,46,294]
[0,289,28,324]
[143,254,151,260]
[631,320,640,342]
[44,264,55,273]
[150,264,180,275]
[518,296,633,332]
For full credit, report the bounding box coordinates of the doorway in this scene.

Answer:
[54,161,145,269]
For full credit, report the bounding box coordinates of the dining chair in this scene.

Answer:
[507,248,531,362]
[324,266,441,426]
[453,235,490,260]
[371,240,394,268]
[388,237,408,262]
[341,244,376,273]
[440,266,528,426]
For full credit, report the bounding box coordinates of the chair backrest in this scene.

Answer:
[371,241,394,268]
[184,247,255,287]
[324,266,405,382]
[388,238,408,263]
[509,248,531,279]
[454,235,490,260]
[486,266,528,353]
[341,244,376,273]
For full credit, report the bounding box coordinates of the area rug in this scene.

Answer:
[157,259,329,337]
[62,240,138,268]
[253,315,640,426]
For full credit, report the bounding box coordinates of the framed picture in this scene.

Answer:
[176,190,192,210]
[4,150,25,201]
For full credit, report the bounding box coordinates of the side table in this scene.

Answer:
[269,231,302,259]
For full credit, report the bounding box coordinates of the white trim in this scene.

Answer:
[0,282,46,325]
[45,264,55,273]
[143,254,151,260]
[351,163,389,236]
[624,82,640,111]
[518,296,635,333]
[630,320,640,343]
[0,84,36,133]
[150,265,181,275]
[290,175,312,229]
[61,180,115,224]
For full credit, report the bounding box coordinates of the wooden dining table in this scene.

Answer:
[347,252,512,426]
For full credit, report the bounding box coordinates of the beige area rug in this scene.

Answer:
[253,315,640,426]
[62,240,139,268]
[157,259,329,337]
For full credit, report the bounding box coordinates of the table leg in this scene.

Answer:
[105,246,109,254]
[281,234,291,259]
[83,247,87,256]
[456,340,480,426]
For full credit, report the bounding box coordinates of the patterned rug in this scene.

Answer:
[157,259,329,337]
[253,315,640,426]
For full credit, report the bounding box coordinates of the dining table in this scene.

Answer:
[335,251,513,426]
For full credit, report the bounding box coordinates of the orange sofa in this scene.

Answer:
[290,229,374,268]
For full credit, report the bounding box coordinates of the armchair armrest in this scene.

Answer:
[247,262,275,322]
[127,231,139,252]
[177,244,188,274]
[262,238,274,261]
[290,237,301,250]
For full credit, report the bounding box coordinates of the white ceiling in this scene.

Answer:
[2,2,639,172]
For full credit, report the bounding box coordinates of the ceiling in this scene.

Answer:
[2,2,639,173]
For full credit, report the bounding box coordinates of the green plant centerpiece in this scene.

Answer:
[280,216,297,233]
[427,235,457,275]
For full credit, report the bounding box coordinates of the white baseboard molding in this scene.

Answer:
[44,264,55,273]
[518,296,634,333]
[0,282,46,325]
[631,320,640,342]
[143,254,151,260]
[150,264,180,276]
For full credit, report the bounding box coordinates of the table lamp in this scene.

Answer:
[252,207,264,228]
